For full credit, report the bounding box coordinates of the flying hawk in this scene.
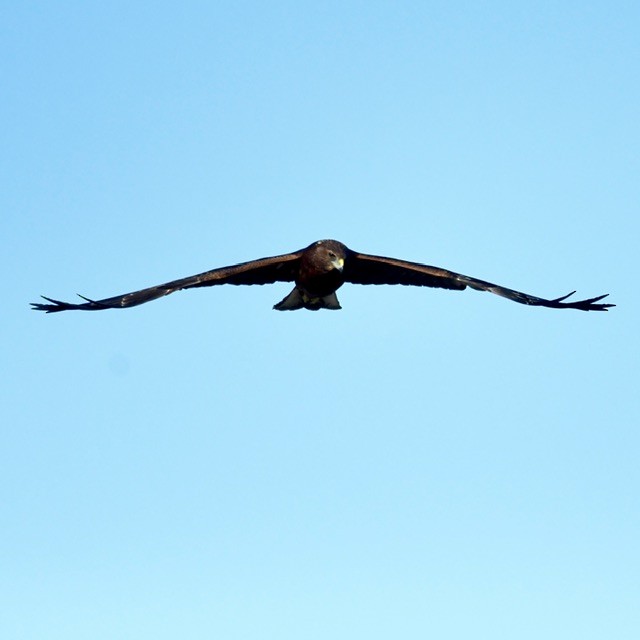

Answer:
[31,239,613,313]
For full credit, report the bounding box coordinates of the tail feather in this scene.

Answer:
[274,287,342,311]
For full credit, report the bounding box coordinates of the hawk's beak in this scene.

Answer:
[332,257,344,272]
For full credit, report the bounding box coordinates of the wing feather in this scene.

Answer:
[32,250,303,312]
[345,252,614,311]
[344,252,467,290]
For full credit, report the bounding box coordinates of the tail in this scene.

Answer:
[274,287,342,311]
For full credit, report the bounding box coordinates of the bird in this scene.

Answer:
[31,239,614,313]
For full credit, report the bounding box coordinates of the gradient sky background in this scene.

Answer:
[2,2,639,638]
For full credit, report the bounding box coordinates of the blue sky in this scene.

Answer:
[2,2,639,638]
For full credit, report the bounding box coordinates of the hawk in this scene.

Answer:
[32,239,613,313]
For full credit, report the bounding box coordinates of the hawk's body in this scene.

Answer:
[32,239,613,313]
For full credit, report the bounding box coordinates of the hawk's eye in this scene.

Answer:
[328,251,336,258]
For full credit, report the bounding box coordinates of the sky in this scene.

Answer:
[2,2,639,638]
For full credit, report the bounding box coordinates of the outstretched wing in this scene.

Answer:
[344,252,614,311]
[32,250,303,312]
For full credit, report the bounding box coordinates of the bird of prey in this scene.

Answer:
[31,239,613,313]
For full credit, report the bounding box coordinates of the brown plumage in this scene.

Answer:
[31,239,614,313]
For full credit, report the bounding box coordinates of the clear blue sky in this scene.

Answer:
[2,2,638,638]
